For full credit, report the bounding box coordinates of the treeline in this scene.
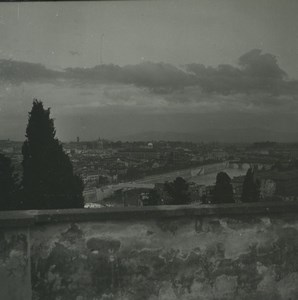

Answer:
[144,169,260,206]
[0,100,84,210]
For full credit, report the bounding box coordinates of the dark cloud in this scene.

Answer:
[1,50,298,98]
[122,62,195,91]
[66,49,298,96]
[186,49,298,96]
[65,62,195,92]
[0,59,62,84]
[238,49,286,80]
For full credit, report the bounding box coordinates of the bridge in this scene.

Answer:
[84,160,272,203]
[228,160,275,170]
[135,161,229,184]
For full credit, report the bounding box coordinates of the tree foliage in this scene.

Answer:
[213,172,234,203]
[241,168,260,202]
[0,153,20,210]
[146,189,160,206]
[22,100,84,209]
[164,177,190,205]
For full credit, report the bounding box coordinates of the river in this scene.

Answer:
[135,162,249,185]
[84,162,249,204]
[189,167,248,186]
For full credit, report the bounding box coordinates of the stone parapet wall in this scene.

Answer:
[1,202,298,300]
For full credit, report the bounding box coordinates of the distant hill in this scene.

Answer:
[120,128,298,143]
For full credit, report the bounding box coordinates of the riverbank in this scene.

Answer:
[134,161,229,184]
[83,161,249,204]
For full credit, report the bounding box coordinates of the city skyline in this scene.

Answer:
[0,1,298,142]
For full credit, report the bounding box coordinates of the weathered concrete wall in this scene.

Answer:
[31,215,298,300]
[2,203,298,300]
[0,228,32,300]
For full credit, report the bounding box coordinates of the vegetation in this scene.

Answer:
[164,177,190,205]
[22,100,84,209]
[241,168,260,202]
[213,172,234,203]
[0,153,21,210]
[146,189,161,206]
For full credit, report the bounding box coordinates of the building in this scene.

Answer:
[97,138,104,150]
[256,169,298,200]
[154,183,172,204]
[206,149,228,161]
[117,149,161,160]
[188,183,206,203]
[231,175,245,203]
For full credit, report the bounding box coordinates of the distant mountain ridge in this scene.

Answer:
[120,128,298,143]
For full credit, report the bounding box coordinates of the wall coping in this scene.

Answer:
[1,201,298,228]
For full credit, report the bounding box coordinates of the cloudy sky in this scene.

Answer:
[0,0,298,142]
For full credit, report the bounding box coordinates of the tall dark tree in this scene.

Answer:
[0,153,20,210]
[213,172,234,204]
[241,168,260,202]
[22,100,84,209]
[164,177,190,205]
[146,189,161,206]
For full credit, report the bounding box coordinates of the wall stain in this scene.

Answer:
[25,217,298,299]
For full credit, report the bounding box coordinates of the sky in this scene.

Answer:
[0,0,298,142]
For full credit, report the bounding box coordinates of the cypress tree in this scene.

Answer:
[213,172,234,204]
[22,100,84,209]
[241,168,260,202]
